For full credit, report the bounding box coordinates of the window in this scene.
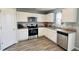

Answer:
[55,12,62,27]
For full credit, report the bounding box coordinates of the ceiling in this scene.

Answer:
[16,8,55,14]
[35,8,55,11]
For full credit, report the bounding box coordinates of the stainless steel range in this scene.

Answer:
[27,24,38,36]
[27,17,38,39]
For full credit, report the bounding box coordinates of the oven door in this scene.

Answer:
[29,29,38,36]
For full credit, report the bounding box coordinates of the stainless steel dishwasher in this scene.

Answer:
[57,31,68,50]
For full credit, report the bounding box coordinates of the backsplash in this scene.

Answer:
[37,22,54,27]
[17,22,77,30]
[17,22,27,29]
[17,22,54,29]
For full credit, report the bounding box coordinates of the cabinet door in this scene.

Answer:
[44,28,57,43]
[17,12,28,22]
[46,13,54,22]
[37,14,45,22]
[38,28,45,36]
[17,29,28,41]
[62,8,76,22]
[1,9,17,50]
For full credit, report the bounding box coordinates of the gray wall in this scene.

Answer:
[77,8,79,25]
[75,8,79,48]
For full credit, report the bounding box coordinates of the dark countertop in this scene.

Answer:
[17,26,76,33]
[56,29,76,33]
[38,26,76,33]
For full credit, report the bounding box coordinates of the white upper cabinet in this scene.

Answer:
[38,28,57,43]
[36,14,45,22]
[45,13,54,22]
[17,12,29,22]
[17,11,45,22]
[62,8,77,22]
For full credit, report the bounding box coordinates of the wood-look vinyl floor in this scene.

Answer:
[4,37,65,51]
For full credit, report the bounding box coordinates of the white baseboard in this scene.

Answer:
[74,47,79,50]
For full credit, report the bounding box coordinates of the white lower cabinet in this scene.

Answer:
[38,28,45,36]
[38,28,57,43]
[45,13,54,22]
[17,29,28,41]
[17,28,57,43]
[44,28,57,43]
[68,33,76,51]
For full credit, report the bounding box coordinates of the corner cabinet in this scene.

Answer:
[38,28,57,43]
[62,8,77,22]
[44,28,57,43]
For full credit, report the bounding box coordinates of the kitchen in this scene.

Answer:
[0,8,78,51]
